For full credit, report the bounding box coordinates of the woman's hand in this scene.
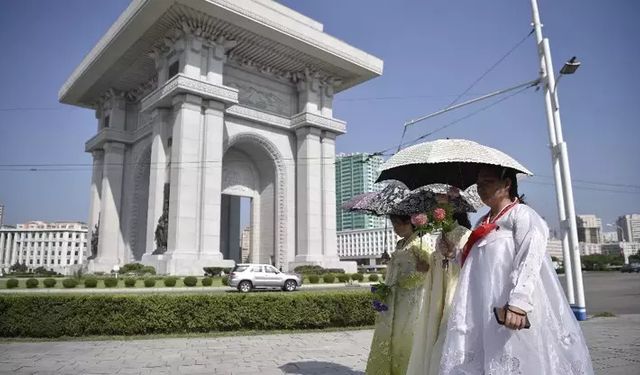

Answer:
[504,305,528,330]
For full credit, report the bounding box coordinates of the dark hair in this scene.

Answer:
[499,168,526,204]
[389,214,411,223]
[483,165,526,204]
[452,212,472,229]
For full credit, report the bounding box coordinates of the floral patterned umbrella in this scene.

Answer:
[340,180,409,216]
[341,191,380,215]
[389,184,483,215]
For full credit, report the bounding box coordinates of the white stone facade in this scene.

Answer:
[0,221,88,276]
[59,0,382,275]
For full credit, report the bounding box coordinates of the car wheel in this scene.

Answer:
[283,279,297,292]
[238,280,252,293]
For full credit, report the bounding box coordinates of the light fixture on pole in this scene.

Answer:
[530,0,587,320]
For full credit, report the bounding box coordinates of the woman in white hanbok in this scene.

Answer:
[440,166,593,375]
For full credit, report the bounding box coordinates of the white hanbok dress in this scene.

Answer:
[440,204,594,375]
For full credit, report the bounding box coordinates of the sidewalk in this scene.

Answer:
[0,315,638,375]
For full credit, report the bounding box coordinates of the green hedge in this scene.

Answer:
[104,278,118,288]
[43,278,57,288]
[6,279,19,289]
[62,279,78,288]
[124,278,136,287]
[163,277,177,287]
[144,278,156,288]
[368,274,379,282]
[183,276,198,287]
[322,274,335,283]
[26,279,39,289]
[84,278,98,288]
[0,291,375,338]
[201,277,213,287]
[337,274,350,283]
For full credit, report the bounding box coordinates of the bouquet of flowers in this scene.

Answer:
[410,203,455,235]
[370,282,392,312]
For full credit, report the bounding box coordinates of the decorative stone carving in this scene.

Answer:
[227,82,288,115]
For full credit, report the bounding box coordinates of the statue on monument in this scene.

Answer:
[88,219,99,260]
[153,183,170,255]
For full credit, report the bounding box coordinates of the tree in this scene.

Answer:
[629,253,640,263]
[9,262,28,273]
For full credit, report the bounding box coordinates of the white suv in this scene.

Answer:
[228,264,303,293]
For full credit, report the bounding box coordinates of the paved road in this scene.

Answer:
[559,271,640,314]
[1,315,639,375]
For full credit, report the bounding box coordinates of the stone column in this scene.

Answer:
[294,127,324,264]
[321,132,339,259]
[164,94,203,275]
[199,100,227,263]
[88,150,103,257]
[144,109,170,254]
[96,141,126,271]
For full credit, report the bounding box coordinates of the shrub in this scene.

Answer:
[203,267,232,276]
[294,265,324,275]
[43,278,57,288]
[368,274,379,282]
[322,274,335,283]
[62,279,78,288]
[120,263,144,274]
[6,279,19,289]
[308,275,320,284]
[25,279,39,289]
[124,278,136,287]
[351,273,364,282]
[103,278,118,288]
[201,277,213,287]
[324,268,346,274]
[144,278,156,288]
[221,276,229,286]
[163,277,178,287]
[84,278,98,288]
[140,266,156,275]
[337,274,350,283]
[0,291,375,337]
[183,276,198,287]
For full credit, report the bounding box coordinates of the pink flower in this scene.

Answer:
[433,208,447,222]
[411,213,429,227]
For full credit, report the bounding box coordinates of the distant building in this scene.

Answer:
[0,221,88,275]
[617,214,640,243]
[602,242,640,264]
[335,153,385,231]
[576,214,602,244]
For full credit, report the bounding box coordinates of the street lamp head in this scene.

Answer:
[560,56,581,75]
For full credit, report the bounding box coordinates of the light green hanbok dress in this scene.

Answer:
[366,226,470,375]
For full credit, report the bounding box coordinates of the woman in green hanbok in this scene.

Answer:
[366,210,471,375]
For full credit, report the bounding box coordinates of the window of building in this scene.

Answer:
[66,259,70,265]
[104,115,110,128]
[74,260,78,264]
[74,251,78,256]
[57,259,61,264]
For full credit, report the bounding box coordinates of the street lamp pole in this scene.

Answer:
[530,0,587,320]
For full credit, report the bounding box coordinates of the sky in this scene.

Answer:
[0,0,639,234]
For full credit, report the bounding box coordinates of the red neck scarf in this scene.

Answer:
[461,199,519,266]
